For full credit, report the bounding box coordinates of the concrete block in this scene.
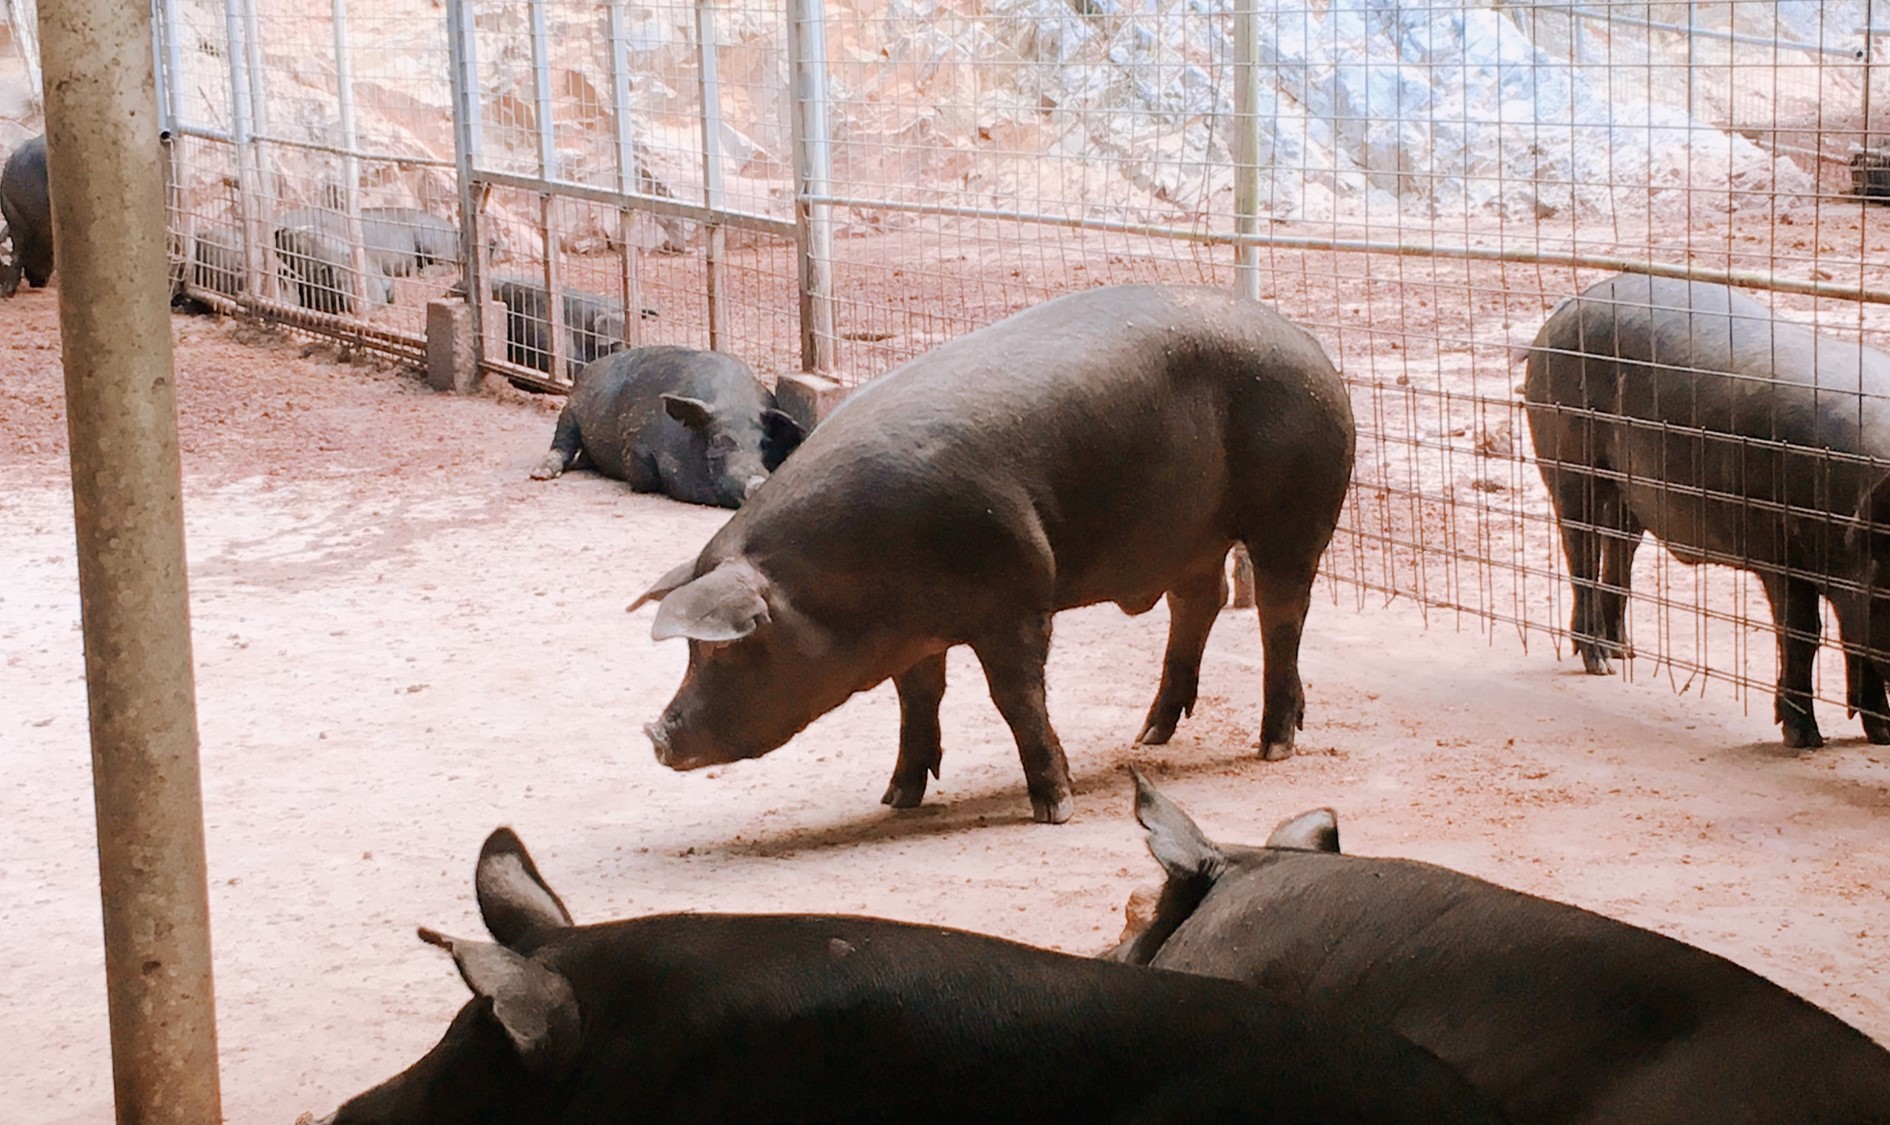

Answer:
[425,299,480,394]
[775,371,850,434]
[480,297,508,370]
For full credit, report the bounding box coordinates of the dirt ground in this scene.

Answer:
[4,283,1890,1124]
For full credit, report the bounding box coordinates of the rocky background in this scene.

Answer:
[1,0,1867,253]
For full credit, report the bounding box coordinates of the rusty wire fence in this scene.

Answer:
[129,0,1890,740]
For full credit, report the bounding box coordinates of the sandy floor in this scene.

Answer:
[4,285,1889,1123]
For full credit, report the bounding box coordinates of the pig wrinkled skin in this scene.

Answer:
[532,345,805,508]
[1524,273,1890,748]
[1108,768,1890,1124]
[632,284,1356,824]
[313,826,1504,1125]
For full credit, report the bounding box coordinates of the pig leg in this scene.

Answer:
[1250,557,1315,762]
[1830,598,1890,741]
[1845,651,1890,743]
[883,651,948,809]
[1593,509,1644,662]
[1136,556,1229,745]
[1543,459,1638,674]
[530,408,582,480]
[1760,573,1824,748]
[972,615,1074,824]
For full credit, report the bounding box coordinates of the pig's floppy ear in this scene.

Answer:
[1129,765,1224,881]
[627,559,699,614]
[650,559,771,643]
[661,393,715,432]
[1266,808,1341,853]
[418,928,581,1079]
[762,408,806,471]
[476,827,575,950]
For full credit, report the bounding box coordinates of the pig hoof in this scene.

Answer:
[1579,648,1615,675]
[1780,723,1824,750]
[881,780,927,809]
[1134,718,1176,746]
[1032,793,1075,824]
[1260,738,1296,762]
[1864,713,1890,745]
[529,456,565,481]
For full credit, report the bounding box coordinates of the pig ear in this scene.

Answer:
[418,928,581,1079]
[476,827,575,950]
[650,560,771,644]
[762,408,806,471]
[1266,808,1341,853]
[1129,765,1224,881]
[661,393,715,432]
[1107,767,1224,966]
[627,559,699,613]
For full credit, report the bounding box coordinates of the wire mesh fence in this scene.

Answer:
[112,0,1890,743]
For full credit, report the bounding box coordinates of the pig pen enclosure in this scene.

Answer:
[9,0,1890,1120]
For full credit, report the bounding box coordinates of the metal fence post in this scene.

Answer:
[697,0,728,351]
[221,0,265,300]
[5,0,41,112]
[333,0,372,313]
[1685,0,1697,122]
[606,0,643,348]
[153,0,187,287]
[787,0,835,375]
[527,0,566,379]
[446,0,486,358]
[1866,0,1877,152]
[40,0,224,1118]
[239,0,278,300]
[1232,0,1261,303]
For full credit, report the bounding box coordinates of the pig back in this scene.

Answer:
[1526,273,1890,565]
[712,285,1353,619]
[1151,849,1890,1125]
[535,912,1499,1124]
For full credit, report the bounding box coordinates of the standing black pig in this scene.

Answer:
[488,276,657,379]
[630,285,1356,823]
[531,346,805,508]
[1524,273,1890,747]
[1,135,51,293]
[313,826,1504,1125]
[1108,770,1890,1124]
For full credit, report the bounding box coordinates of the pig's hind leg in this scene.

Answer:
[530,408,583,480]
[1136,554,1229,746]
[1247,553,1317,762]
[1844,649,1890,744]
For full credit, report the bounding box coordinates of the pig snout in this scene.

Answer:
[645,717,715,771]
[645,712,768,772]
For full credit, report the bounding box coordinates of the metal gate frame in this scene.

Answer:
[444,0,835,392]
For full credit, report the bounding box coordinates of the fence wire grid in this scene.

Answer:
[73,0,1890,742]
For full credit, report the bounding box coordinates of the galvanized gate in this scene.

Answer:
[442,0,832,391]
